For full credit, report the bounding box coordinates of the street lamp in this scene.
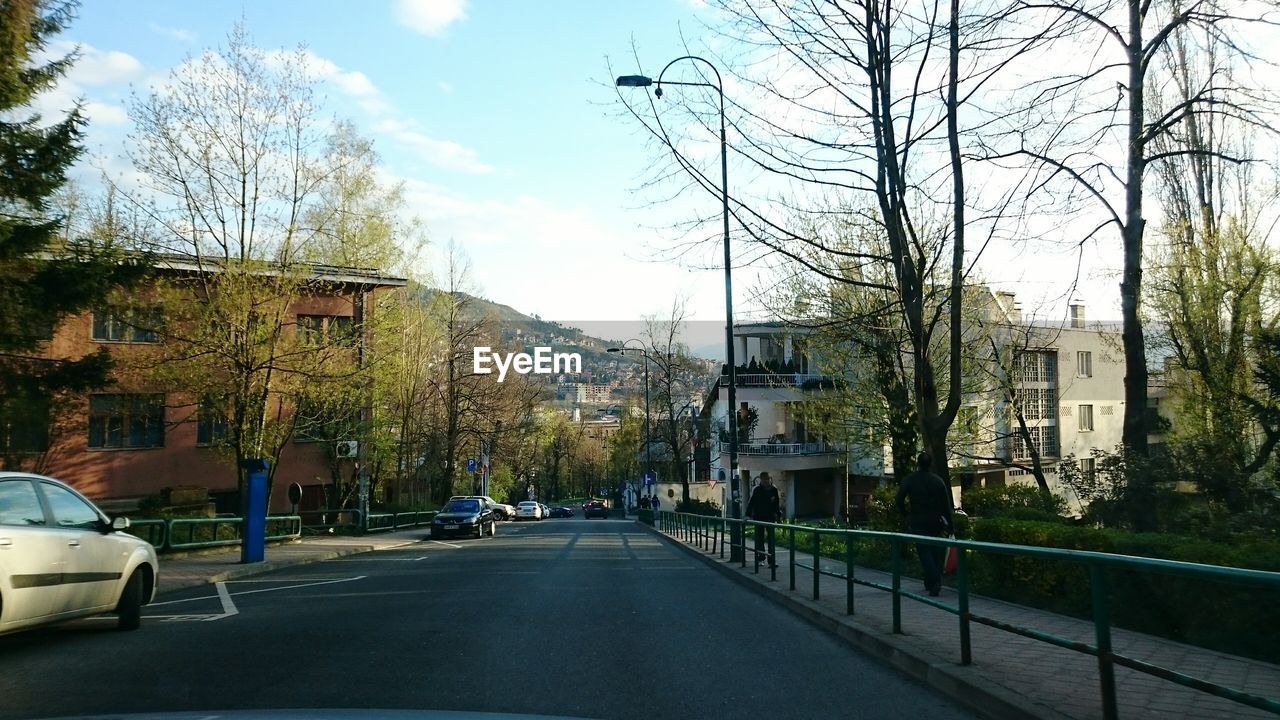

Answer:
[617,56,741,559]
[607,341,651,512]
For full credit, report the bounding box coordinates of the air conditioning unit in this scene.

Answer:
[335,440,358,458]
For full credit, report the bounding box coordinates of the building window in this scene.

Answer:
[1079,404,1094,432]
[1019,388,1056,421]
[92,309,159,343]
[1077,351,1092,378]
[88,394,164,449]
[296,315,355,346]
[1080,457,1096,481]
[1015,425,1059,459]
[1014,350,1056,383]
[196,399,228,446]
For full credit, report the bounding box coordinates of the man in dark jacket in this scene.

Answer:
[895,452,954,596]
[746,472,781,567]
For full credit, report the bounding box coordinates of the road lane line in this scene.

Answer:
[211,581,238,620]
[428,540,463,548]
[150,575,366,606]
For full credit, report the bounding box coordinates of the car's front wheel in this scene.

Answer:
[116,569,144,631]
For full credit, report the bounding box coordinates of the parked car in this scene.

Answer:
[549,506,574,518]
[431,498,497,539]
[0,472,159,636]
[583,500,609,519]
[514,501,544,521]
[450,495,516,521]
[539,503,552,519]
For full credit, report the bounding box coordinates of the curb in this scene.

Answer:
[641,522,1071,720]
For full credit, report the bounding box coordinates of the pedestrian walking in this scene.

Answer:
[894,452,954,596]
[745,472,781,567]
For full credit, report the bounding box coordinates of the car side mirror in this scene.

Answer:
[111,516,131,531]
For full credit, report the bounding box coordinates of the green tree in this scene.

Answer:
[0,0,145,469]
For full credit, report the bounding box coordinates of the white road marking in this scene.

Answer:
[223,577,356,582]
[149,575,366,607]
[326,556,429,562]
[212,581,238,620]
[428,540,463,548]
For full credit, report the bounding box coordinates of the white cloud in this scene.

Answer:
[147,23,196,44]
[374,119,493,175]
[438,81,453,95]
[394,0,468,37]
[84,101,128,126]
[42,42,145,87]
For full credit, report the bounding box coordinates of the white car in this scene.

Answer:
[514,501,544,521]
[0,472,159,635]
[451,495,516,521]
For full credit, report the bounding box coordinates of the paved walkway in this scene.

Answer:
[648,522,1280,720]
[155,527,428,594]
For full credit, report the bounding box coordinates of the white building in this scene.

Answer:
[697,295,1126,520]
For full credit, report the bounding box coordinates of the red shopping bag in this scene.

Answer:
[943,534,958,575]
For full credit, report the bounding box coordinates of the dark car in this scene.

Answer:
[583,500,609,519]
[431,498,497,539]
[549,506,574,518]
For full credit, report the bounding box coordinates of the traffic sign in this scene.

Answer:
[467,458,477,473]
[643,470,656,486]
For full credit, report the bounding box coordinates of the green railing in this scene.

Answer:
[125,519,168,549]
[655,510,1280,719]
[299,508,364,532]
[165,515,302,551]
[366,510,436,531]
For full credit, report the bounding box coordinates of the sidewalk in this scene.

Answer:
[645,522,1280,720]
[155,527,428,595]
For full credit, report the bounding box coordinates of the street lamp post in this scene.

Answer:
[618,57,741,559]
[607,341,651,514]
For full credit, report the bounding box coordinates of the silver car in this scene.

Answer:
[0,472,159,635]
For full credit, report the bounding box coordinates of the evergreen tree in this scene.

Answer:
[0,0,144,461]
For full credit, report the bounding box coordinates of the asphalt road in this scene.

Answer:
[0,518,976,720]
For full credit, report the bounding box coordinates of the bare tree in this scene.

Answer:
[644,299,704,504]
[982,0,1278,527]
[617,0,1063,483]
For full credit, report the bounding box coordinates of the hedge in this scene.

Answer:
[789,515,1280,663]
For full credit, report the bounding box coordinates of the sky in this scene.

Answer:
[44,0,1138,330]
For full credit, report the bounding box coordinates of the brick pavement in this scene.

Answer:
[649,522,1280,720]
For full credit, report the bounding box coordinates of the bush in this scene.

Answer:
[961,484,1067,520]
[967,518,1280,662]
[676,498,722,517]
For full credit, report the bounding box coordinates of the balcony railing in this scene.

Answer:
[723,372,835,389]
[722,439,842,456]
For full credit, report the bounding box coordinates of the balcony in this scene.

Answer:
[721,439,842,456]
[721,371,835,389]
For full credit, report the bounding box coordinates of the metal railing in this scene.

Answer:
[125,519,167,549]
[128,515,302,552]
[723,372,832,388]
[728,440,841,456]
[654,510,1280,719]
[365,510,436,531]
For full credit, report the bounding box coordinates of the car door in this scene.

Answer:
[0,477,67,629]
[38,481,123,613]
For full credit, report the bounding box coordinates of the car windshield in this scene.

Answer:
[13,2,1273,720]
[444,500,480,513]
